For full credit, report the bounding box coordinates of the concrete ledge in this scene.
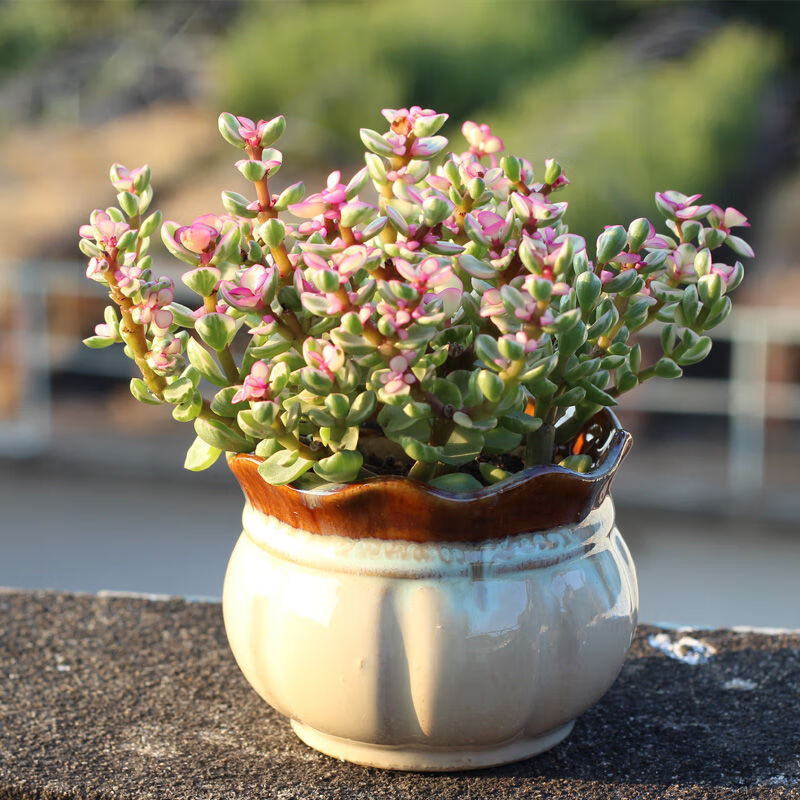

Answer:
[1,590,799,798]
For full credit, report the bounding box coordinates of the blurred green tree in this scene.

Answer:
[0,0,136,77]
[215,0,598,162]
[490,24,783,238]
[217,4,783,242]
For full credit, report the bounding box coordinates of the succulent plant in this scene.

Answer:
[79,107,752,490]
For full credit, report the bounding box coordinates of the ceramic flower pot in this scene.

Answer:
[222,410,637,771]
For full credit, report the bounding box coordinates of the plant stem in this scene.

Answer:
[270,418,326,461]
[106,269,165,399]
[340,225,357,246]
[217,347,241,384]
[379,183,396,244]
[525,421,555,467]
[270,245,294,279]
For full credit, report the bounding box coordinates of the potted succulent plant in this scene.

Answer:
[79,106,752,771]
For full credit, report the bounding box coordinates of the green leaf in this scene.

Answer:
[500,411,542,434]
[194,417,254,452]
[479,463,512,485]
[299,367,334,395]
[252,401,279,426]
[525,376,558,397]
[557,321,588,366]
[168,302,196,328]
[698,273,723,306]
[676,336,712,366]
[338,426,360,451]
[221,190,257,218]
[324,393,350,420]
[218,112,246,147]
[172,390,203,422]
[431,377,463,409]
[312,450,363,483]
[187,338,228,387]
[346,391,377,425]
[139,210,162,238]
[624,298,652,330]
[378,403,425,435]
[596,226,627,263]
[330,328,377,355]
[283,401,302,433]
[83,335,116,349]
[211,386,247,418]
[439,427,484,466]
[476,370,505,403]
[726,234,754,259]
[497,336,525,362]
[258,449,315,485]
[654,357,683,379]
[359,128,394,156]
[554,386,587,407]
[163,376,195,405]
[603,269,641,295]
[184,436,222,471]
[518,354,558,383]
[196,313,237,351]
[542,308,582,335]
[615,368,639,393]
[579,380,617,407]
[600,354,626,370]
[587,309,616,339]
[428,473,484,493]
[247,337,293,360]
[558,454,593,473]
[483,427,522,454]
[255,438,281,458]
[273,181,305,212]
[399,436,439,463]
[258,116,286,147]
[474,334,502,370]
[627,218,651,252]
[575,271,602,312]
[130,378,162,405]
[459,253,496,280]
[649,282,683,303]
[606,342,630,356]
[306,406,337,428]
[629,344,642,374]
[681,285,700,326]
[703,296,732,330]
[182,267,221,298]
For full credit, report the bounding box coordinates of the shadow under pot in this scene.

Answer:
[223,408,638,771]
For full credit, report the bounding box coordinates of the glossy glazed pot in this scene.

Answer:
[222,410,638,771]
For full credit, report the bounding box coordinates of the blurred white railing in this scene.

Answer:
[2,261,799,503]
[620,307,800,496]
[0,262,51,454]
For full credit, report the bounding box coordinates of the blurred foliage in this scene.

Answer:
[0,0,791,252]
[0,0,136,77]
[217,2,785,239]
[490,24,783,238]
[215,0,616,161]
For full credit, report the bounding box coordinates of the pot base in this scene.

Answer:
[290,719,576,772]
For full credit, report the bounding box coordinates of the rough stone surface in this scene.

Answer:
[1,590,799,799]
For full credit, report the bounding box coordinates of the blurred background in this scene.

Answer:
[1,0,799,627]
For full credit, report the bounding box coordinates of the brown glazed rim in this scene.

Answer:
[229,408,632,544]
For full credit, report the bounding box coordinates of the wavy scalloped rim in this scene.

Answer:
[229,408,632,542]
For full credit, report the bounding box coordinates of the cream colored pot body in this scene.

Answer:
[222,495,638,771]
